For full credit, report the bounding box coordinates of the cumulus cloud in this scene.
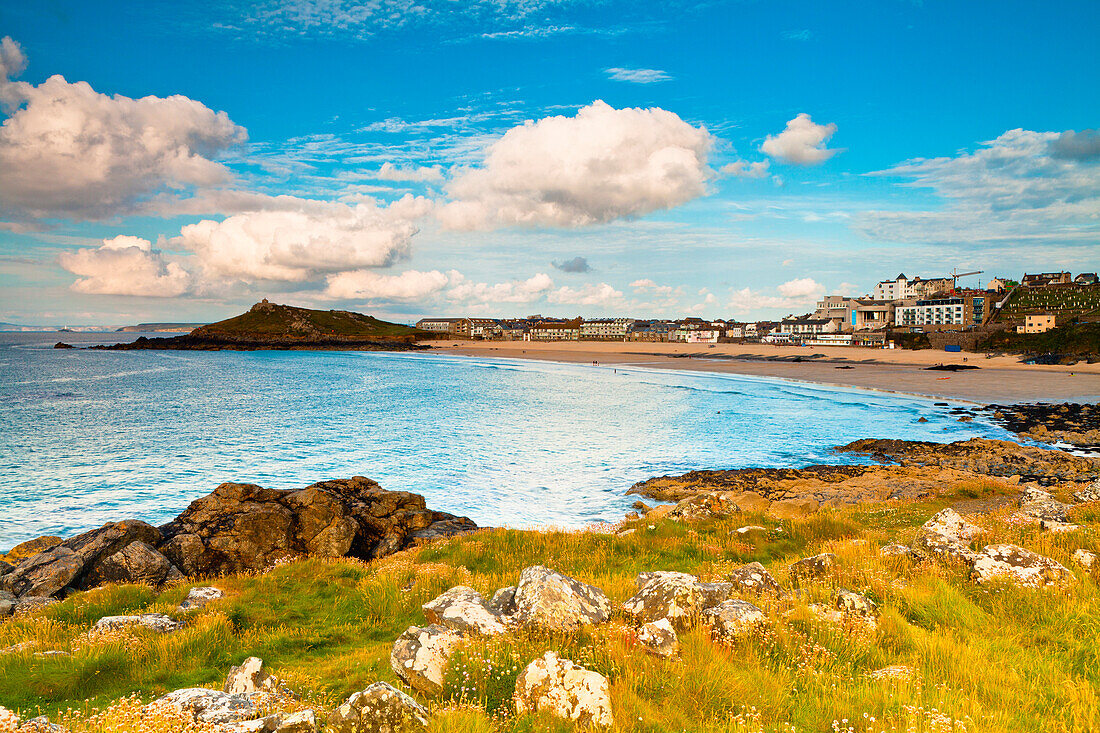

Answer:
[553,256,591,273]
[175,195,431,283]
[721,159,770,178]
[369,162,445,182]
[438,100,714,229]
[324,268,450,300]
[548,282,623,306]
[605,67,671,84]
[761,113,838,165]
[1050,129,1100,161]
[0,37,246,221]
[58,236,192,297]
[777,277,824,298]
[447,272,555,304]
[856,128,1100,244]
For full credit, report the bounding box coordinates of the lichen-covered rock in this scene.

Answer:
[727,562,782,595]
[275,709,317,733]
[834,589,877,617]
[225,657,277,695]
[0,545,83,598]
[390,624,463,696]
[970,544,1075,587]
[422,586,504,636]
[514,651,613,728]
[511,566,611,631]
[912,509,983,563]
[1072,480,1100,503]
[1017,489,1070,523]
[636,618,679,658]
[149,688,256,724]
[82,541,177,588]
[224,715,282,733]
[0,705,18,728]
[0,590,15,617]
[16,715,63,732]
[331,682,430,733]
[704,599,765,640]
[880,543,920,560]
[488,586,517,617]
[95,613,183,633]
[1073,549,1097,569]
[0,559,12,576]
[178,586,224,612]
[788,553,837,585]
[622,571,734,631]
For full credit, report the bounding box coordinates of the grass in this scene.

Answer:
[1,488,1097,732]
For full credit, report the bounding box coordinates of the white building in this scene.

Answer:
[579,318,634,340]
[895,298,965,329]
[671,326,720,343]
[874,274,914,301]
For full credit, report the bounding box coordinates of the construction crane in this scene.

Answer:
[950,268,983,289]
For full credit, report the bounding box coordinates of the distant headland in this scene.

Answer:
[80,300,438,351]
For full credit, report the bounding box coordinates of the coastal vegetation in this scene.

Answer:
[3,475,1099,732]
[975,321,1100,362]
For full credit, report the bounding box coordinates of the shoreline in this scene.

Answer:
[424,340,1100,403]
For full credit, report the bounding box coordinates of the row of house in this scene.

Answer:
[416,316,778,344]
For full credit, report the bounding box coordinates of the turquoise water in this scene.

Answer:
[0,332,1011,547]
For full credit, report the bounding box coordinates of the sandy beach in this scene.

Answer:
[426,340,1100,403]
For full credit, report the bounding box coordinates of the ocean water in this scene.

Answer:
[0,332,1013,548]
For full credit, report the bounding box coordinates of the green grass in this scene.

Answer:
[2,491,1097,732]
[197,302,432,341]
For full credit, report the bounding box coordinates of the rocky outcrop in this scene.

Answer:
[839,437,1100,484]
[789,553,837,585]
[1,478,474,602]
[834,589,877,617]
[95,613,183,633]
[704,599,765,640]
[390,624,463,696]
[1073,480,1100,503]
[513,651,613,728]
[488,586,517,616]
[912,508,984,563]
[225,657,279,696]
[331,682,429,733]
[510,566,611,632]
[422,586,504,636]
[623,571,734,631]
[970,545,1075,587]
[1073,549,1097,569]
[178,586,223,612]
[149,688,258,725]
[1017,489,1070,523]
[727,561,782,595]
[636,618,679,658]
[159,478,475,577]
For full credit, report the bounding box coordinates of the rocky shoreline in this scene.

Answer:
[0,477,475,616]
[962,401,1100,449]
[79,334,431,352]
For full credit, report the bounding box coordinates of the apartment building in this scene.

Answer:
[527,319,582,341]
[1017,314,1056,334]
[895,298,969,331]
[579,318,634,340]
[415,317,466,335]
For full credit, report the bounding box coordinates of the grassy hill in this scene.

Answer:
[976,321,1100,361]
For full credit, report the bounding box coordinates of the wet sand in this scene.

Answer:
[424,341,1100,403]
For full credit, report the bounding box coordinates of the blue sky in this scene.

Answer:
[1,0,1097,326]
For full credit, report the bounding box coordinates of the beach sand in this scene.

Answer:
[425,340,1100,403]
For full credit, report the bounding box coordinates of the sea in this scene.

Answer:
[0,331,1014,548]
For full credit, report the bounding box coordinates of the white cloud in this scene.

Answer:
[438,100,714,229]
[324,268,450,300]
[58,236,191,297]
[370,162,445,182]
[721,159,770,178]
[0,37,246,221]
[777,277,824,298]
[447,272,555,304]
[760,113,838,165]
[605,67,671,84]
[547,282,623,306]
[856,128,1100,244]
[175,195,431,283]
[630,278,656,288]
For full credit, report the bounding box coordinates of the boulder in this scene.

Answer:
[422,586,504,636]
[510,566,611,632]
[3,536,63,562]
[734,525,768,535]
[788,553,837,585]
[912,509,983,563]
[623,571,734,631]
[82,541,177,588]
[0,706,18,728]
[225,657,278,695]
[1072,549,1097,569]
[13,596,57,615]
[488,586,517,617]
[95,613,183,633]
[331,682,430,733]
[970,544,1075,587]
[390,624,463,696]
[159,478,476,577]
[0,559,12,576]
[704,599,765,640]
[880,543,920,560]
[0,546,83,598]
[513,651,613,728]
[0,590,14,617]
[226,716,282,733]
[16,715,63,732]
[149,688,256,724]
[275,710,317,733]
[727,562,782,595]
[1018,489,1070,523]
[636,618,679,658]
[178,586,224,612]
[834,589,877,617]
[408,519,478,543]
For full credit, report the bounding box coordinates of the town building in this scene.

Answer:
[1022,272,1072,287]
[627,320,675,341]
[1075,273,1099,286]
[415,317,466,335]
[895,297,969,331]
[776,318,839,336]
[527,319,581,341]
[579,318,634,340]
[1017,314,1056,334]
